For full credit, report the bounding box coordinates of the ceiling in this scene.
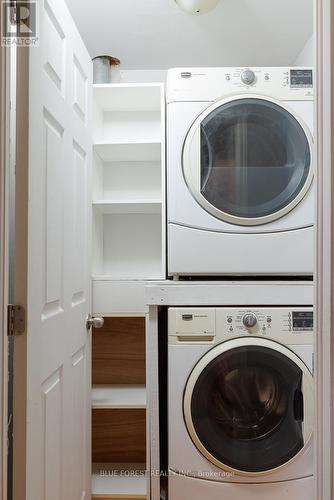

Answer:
[66,0,313,70]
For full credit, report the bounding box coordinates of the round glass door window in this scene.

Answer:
[183,98,313,225]
[183,341,313,474]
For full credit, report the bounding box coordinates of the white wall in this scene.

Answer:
[294,36,314,66]
[119,69,167,84]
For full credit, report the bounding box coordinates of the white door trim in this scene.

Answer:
[0,42,10,500]
[315,0,334,498]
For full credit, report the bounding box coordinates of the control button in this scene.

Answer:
[267,317,272,323]
[241,69,256,85]
[227,317,233,323]
[242,312,258,328]
[226,75,231,81]
[229,326,233,332]
[264,74,269,81]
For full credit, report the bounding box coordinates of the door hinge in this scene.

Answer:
[7,305,25,336]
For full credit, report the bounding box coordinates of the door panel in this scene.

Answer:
[183,338,314,475]
[183,96,314,226]
[26,1,92,499]
[188,346,304,472]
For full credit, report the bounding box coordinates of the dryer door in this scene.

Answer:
[183,337,313,475]
[183,96,313,226]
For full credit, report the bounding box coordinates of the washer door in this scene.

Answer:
[183,96,313,226]
[183,337,313,475]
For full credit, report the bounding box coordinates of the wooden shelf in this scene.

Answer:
[92,463,146,499]
[94,142,161,163]
[92,317,146,386]
[92,200,162,215]
[92,385,146,409]
[92,408,146,463]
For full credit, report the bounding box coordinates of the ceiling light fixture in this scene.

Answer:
[175,0,220,14]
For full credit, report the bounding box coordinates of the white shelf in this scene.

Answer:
[93,159,162,201]
[93,83,163,112]
[94,142,161,162]
[92,385,146,409]
[92,463,146,497]
[92,275,158,282]
[94,112,161,144]
[92,82,166,283]
[93,200,162,215]
[93,212,163,280]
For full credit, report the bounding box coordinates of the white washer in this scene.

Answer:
[167,67,314,277]
[168,306,314,499]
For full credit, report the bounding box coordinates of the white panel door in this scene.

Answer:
[27,0,92,499]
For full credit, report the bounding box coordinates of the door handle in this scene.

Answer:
[86,314,104,330]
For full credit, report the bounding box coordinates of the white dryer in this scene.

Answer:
[167,67,314,277]
[168,306,314,499]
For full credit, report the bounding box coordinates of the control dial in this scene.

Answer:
[242,312,258,328]
[241,69,256,85]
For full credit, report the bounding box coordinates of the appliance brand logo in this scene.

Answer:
[1,1,39,46]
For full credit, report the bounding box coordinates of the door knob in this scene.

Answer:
[86,314,104,330]
[242,312,258,328]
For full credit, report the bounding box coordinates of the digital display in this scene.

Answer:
[292,311,313,331]
[290,69,313,88]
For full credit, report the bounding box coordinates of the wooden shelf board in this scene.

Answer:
[92,496,146,499]
[92,463,146,497]
[92,385,146,409]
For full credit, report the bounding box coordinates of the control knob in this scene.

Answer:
[241,69,256,85]
[242,312,258,328]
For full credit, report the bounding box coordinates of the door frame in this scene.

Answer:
[0,43,10,500]
[315,0,334,498]
[2,1,333,499]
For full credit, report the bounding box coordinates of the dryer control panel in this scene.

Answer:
[167,67,314,103]
[168,307,313,345]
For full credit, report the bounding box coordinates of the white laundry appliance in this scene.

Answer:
[167,67,314,277]
[168,305,314,500]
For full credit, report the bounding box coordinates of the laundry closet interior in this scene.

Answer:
[11,1,316,500]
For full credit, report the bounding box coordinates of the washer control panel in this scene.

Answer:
[168,307,313,345]
[220,307,313,336]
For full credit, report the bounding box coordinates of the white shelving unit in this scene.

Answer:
[92,83,166,286]
[92,84,165,500]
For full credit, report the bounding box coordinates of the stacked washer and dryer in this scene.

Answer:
[166,68,315,499]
